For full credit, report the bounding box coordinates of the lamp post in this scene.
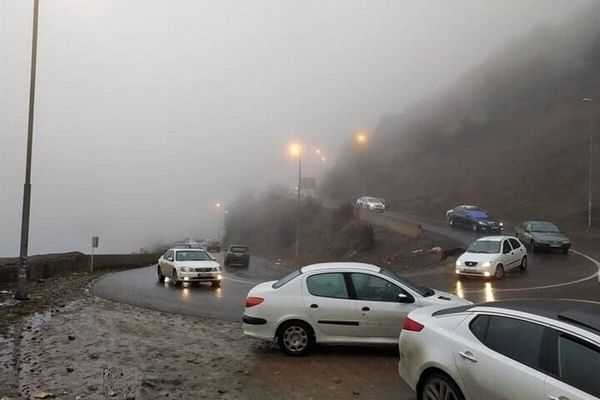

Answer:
[289,143,303,258]
[583,98,594,228]
[354,131,369,194]
[15,0,40,300]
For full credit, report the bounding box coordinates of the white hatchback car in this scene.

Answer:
[242,262,470,355]
[456,236,527,279]
[158,248,222,287]
[399,299,600,400]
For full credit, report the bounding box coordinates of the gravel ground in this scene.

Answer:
[2,297,414,400]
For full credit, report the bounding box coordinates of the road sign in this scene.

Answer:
[91,236,99,271]
[92,236,99,248]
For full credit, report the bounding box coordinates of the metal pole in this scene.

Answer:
[15,0,40,300]
[90,246,95,272]
[295,152,302,258]
[589,112,594,228]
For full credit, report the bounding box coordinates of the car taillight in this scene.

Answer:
[403,316,424,332]
[245,296,264,308]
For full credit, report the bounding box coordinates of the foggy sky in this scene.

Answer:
[0,0,591,256]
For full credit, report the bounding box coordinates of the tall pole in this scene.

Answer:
[15,0,40,300]
[583,98,594,228]
[295,151,302,258]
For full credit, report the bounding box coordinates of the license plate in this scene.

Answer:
[197,273,211,278]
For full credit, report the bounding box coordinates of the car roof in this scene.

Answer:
[476,235,513,241]
[169,248,206,252]
[229,244,248,248]
[473,299,600,335]
[301,262,380,273]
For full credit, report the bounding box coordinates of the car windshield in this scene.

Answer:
[272,269,302,289]
[175,250,211,261]
[466,240,501,254]
[467,209,489,220]
[530,222,560,233]
[231,246,248,252]
[379,268,435,297]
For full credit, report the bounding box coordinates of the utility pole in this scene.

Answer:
[15,0,40,300]
[583,98,594,228]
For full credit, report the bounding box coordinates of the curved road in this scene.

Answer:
[92,214,600,321]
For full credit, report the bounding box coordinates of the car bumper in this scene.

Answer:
[536,243,570,250]
[227,256,249,265]
[456,268,493,277]
[178,272,222,282]
[242,316,275,341]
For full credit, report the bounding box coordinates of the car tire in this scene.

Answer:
[211,280,221,288]
[172,270,181,287]
[519,256,528,272]
[157,265,165,283]
[495,264,505,280]
[449,219,454,228]
[472,223,478,232]
[562,247,570,255]
[277,321,314,356]
[419,372,465,400]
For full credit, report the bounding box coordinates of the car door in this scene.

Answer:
[303,272,361,338]
[545,332,600,400]
[348,273,419,339]
[500,239,517,269]
[508,238,526,269]
[453,208,466,227]
[452,314,547,400]
[164,250,175,275]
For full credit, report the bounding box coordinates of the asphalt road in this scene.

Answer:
[92,214,600,321]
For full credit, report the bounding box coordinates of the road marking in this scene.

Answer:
[224,277,258,285]
[461,249,600,294]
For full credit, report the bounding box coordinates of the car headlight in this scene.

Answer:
[482,261,492,268]
[499,222,504,226]
[478,221,487,225]
[456,260,462,267]
[213,266,221,272]
[181,266,192,272]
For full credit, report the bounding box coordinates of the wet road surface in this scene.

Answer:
[92,214,600,321]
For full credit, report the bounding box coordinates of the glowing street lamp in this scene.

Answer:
[355,131,369,146]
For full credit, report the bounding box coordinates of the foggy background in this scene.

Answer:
[0,0,591,256]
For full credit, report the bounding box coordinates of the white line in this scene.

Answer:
[224,277,258,285]
[462,249,600,294]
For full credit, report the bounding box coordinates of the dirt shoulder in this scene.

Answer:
[3,296,413,400]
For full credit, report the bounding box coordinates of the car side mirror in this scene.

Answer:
[211,256,216,261]
[398,293,412,303]
[167,257,174,262]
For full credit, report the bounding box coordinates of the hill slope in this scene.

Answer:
[324,4,600,228]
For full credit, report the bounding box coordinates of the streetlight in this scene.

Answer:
[215,202,224,239]
[288,143,303,258]
[15,0,40,300]
[583,97,594,228]
[354,130,370,194]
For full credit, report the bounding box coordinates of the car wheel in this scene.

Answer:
[172,270,181,287]
[211,280,221,288]
[277,321,313,356]
[449,219,454,228]
[562,247,570,255]
[519,256,528,271]
[419,373,465,400]
[472,223,478,232]
[495,264,505,280]
[157,265,165,283]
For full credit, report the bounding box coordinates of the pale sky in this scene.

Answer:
[0,0,591,256]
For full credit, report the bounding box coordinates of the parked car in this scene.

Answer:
[355,196,386,212]
[456,236,527,279]
[447,205,503,232]
[242,262,470,356]
[206,240,222,252]
[399,299,600,400]
[157,248,222,287]
[515,220,571,254]
[225,245,250,267]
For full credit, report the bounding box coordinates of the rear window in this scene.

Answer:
[272,270,302,289]
[230,246,248,252]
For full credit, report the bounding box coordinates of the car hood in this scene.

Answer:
[457,252,499,264]
[175,260,220,268]
[530,232,570,242]
[424,290,472,306]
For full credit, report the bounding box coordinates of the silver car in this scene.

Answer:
[515,221,571,254]
[356,196,386,212]
[399,299,600,400]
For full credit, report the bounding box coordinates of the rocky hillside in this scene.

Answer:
[324,3,600,229]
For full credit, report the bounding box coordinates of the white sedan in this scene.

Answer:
[355,196,386,212]
[456,236,527,279]
[242,262,470,355]
[399,299,600,400]
[157,248,222,287]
